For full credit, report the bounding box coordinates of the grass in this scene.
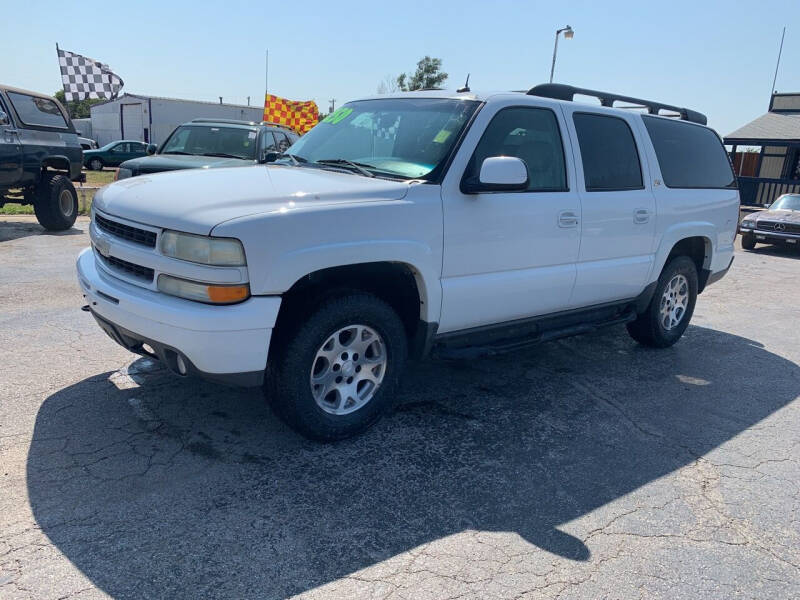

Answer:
[0,168,115,216]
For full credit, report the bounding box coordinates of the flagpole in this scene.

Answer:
[265,49,269,98]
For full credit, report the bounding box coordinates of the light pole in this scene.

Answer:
[549,25,574,83]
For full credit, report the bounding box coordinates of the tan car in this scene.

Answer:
[739,194,800,250]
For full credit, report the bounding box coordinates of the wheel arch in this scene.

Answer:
[41,155,72,174]
[653,225,714,293]
[271,261,436,361]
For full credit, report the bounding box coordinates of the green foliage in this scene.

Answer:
[396,56,448,92]
[53,90,105,119]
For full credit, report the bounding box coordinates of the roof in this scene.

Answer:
[0,84,55,99]
[91,92,262,111]
[725,111,800,143]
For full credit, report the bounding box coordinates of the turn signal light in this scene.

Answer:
[207,284,250,304]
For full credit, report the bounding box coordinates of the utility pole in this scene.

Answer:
[329,99,336,113]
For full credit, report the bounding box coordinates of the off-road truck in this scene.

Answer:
[0,85,83,230]
[77,84,739,440]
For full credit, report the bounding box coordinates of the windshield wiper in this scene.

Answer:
[316,158,375,178]
[202,152,244,159]
[275,152,308,165]
[162,151,192,155]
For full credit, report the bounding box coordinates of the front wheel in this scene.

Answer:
[266,293,408,441]
[741,233,756,250]
[627,256,698,348]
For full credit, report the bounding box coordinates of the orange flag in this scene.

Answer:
[263,94,319,134]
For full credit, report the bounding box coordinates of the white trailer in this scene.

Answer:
[90,94,264,146]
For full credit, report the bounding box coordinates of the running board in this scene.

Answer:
[433,306,637,360]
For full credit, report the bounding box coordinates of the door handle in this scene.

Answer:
[634,208,650,224]
[558,210,579,228]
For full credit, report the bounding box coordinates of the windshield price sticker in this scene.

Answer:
[323,107,353,124]
[433,129,452,143]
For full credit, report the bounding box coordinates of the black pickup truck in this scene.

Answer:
[0,85,84,230]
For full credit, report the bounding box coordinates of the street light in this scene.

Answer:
[549,25,574,83]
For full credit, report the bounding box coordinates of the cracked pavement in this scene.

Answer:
[1,215,798,599]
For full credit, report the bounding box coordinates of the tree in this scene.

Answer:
[376,75,399,95]
[53,90,105,119]
[396,56,448,92]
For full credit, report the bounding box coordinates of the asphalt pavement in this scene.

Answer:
[1,215,798,599]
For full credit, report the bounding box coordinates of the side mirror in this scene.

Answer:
[462,156,529,194]
[0,111,9,126]
[261,150,280,164]
[146,144,157,155]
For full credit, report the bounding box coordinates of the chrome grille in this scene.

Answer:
[95,214,157,248]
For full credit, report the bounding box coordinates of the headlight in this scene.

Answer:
[160,230,246,266]
[740,219,755,229]
[116,168,133,180]
[158,274,250,304]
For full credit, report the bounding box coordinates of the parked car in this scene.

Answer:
[76,84,738,440]
[77,135,98,151]
[115,119,299,179]
[0,84,84,230]
[739,194,800,249]
[83,140,149,171]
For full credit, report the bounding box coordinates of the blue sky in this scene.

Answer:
[4,0,798,137]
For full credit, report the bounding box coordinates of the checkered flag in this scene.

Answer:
[57,45,124,102]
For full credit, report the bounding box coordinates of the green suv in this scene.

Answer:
[83,140,149,171]
[116,119,299,179]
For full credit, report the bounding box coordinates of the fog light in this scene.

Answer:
[176,354,188,375]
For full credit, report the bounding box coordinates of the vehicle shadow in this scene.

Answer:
[0,220,83,243]
[26,325,799,599]
[744,243,800,259]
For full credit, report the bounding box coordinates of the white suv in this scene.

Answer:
[77,84,738,440]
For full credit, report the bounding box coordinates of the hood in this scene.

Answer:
[756,208,800,223]
[94,164,411,235]
[120,154,253,173]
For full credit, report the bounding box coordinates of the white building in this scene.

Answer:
[90,94,264,146]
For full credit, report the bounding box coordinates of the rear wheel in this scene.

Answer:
[741,233,756,250]
[33,174,78,231]
[627,256,698,348]
[89,158,104,171]
[266,292,408,441]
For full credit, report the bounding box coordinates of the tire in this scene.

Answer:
[33,174,78,231]
[626,256,698,348]
[89,158,104,171]
[741,233,756,250]
[266,292,408,441]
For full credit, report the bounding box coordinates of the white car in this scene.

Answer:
[77,84,739,440]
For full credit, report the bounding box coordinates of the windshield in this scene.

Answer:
[160,125,258,160]
[771,194,800,211]
[285,98,479,179]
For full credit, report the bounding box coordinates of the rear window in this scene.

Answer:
[7,92,69,129]
[643,116,735,189]
[573,113,643,191]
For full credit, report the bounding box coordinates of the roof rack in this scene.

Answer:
[527,83,707,125]
[190,118,259,126]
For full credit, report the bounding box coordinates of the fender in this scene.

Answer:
[649,221,714,283]
[264,240,440,324]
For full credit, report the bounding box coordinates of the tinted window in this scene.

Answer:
[273,131,291,152]
[643,116,735,188]
[261,132,278,153]
[7,92,68,129]
[111,143,129,153]
[573,113,642,191]
[468,107,567,192]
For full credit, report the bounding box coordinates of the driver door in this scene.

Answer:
[439,102,581,333]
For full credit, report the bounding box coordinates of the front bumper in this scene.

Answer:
[740,227,800,244]
[76,247,281,387]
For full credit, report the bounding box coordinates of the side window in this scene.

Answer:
[273,131,291,152]
[573,113,643,191]
[261,132,278,153]
[467,106,568,192]
[7,92,68,129]
[642,116,735,188]
[112,143,129,153]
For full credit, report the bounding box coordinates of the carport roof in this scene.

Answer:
[725,111,800,144]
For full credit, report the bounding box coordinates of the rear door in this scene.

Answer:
[107,142,131,166]
[561,108,656,307]
[0,93,22,186]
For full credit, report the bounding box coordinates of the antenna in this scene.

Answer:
[457,73,470,93]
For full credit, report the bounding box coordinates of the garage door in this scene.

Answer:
[121,104,144,141]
